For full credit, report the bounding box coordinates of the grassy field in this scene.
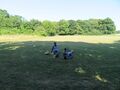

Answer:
[0,35,120,90]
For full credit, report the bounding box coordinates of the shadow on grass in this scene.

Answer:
[0,40,120,90]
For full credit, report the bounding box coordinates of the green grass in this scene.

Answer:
[0,35,120,90]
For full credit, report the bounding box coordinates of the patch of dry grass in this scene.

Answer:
[0,35,120,43]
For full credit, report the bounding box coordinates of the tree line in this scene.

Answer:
[0,9,116,36]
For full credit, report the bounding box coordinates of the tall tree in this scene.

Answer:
[42,20,56,36]
[58,20,69,35]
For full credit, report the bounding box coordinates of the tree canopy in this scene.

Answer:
[0,9,116,36]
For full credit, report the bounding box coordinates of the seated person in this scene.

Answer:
[63,48,74,60]
[51,42,59,58]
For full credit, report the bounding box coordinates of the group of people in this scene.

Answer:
[51,42,74,59]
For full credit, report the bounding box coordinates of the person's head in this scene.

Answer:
[54,42,57,46]
[64,48,67,51]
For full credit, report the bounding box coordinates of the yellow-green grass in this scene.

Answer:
[0,35,120,43]
[0,35,120,90]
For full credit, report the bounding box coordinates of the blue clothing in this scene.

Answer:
[67,51,73,59]
[63,50,73,59]
[51,44,59,57]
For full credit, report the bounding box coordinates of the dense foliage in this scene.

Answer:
[0,9,116,36]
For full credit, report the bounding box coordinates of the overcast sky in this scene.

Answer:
[0,0,120,30]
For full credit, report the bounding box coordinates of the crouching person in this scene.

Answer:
[63,48,74,60]
[51,42,59,58]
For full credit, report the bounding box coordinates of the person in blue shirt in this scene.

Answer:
[51,42,59,58]
[63,48,74,60]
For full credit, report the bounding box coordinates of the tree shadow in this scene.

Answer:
[0,40,120,90]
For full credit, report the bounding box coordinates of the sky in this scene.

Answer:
[0,0,120,30]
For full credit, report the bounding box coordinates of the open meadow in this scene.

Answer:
[0,35,120,90]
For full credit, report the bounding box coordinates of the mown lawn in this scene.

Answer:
[0,35,120,90]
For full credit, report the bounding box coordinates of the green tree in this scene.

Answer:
[58,20,69,35]
[29,19,41,32]
[42,20,56,36]
[0,9,9,27]
[98,18,116,34]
